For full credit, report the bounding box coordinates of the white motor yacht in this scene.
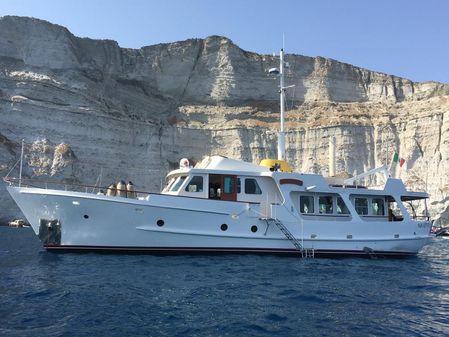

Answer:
[4,49,433,257]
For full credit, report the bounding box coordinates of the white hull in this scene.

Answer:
[7,186,432,256]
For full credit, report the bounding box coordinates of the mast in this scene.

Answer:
[277,48,286,160]
[268,48,293,162]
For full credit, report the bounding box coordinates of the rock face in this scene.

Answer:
[1,16,449,224]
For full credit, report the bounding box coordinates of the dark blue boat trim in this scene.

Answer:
[43,245,416,257]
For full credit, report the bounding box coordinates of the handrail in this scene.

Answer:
[3,176,152,196]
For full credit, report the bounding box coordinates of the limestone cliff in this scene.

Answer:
[1,16,449,225]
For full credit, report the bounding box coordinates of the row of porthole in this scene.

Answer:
[157,220,258,233]
[83,215,259,233]
[83,216,258,233]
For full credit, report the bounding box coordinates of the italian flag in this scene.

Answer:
[392,152,406,168]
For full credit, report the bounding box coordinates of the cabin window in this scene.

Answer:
[371,198,385,216]
[354,198,368,215]
[185,176,203,192]
[387,197,404,221]
[245,178,262,195]
[170,176,187,192]
[401,196,429,220]
[300,195,314,213]
[336,197,350,215]
[223,176,235,194]
[319,196,333,214]
[163,177,176,192]
[237,178,241,194]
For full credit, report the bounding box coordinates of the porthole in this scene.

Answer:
[157,219,165,227]
[83,214,89,219]
[251,225,258,233]
[220,224,228,231]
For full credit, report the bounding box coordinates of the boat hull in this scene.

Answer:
[7,186,432,257]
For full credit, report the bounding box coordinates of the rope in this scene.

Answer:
[4,158,21,179]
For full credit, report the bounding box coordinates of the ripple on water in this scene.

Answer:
[1,227,449,336]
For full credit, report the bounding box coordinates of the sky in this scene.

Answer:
[1,0,448,83]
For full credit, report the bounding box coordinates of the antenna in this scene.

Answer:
[267,42,295,161]
[278,48,285,160]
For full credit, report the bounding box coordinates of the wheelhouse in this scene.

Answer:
[162,171,282,204]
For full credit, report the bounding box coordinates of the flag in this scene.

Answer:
[389,152,401,177]
[392,152,399,163]
[399,158,406,167]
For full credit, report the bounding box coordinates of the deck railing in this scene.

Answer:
[3,176,152,198]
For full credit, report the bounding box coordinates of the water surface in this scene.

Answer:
[1,227,448,336]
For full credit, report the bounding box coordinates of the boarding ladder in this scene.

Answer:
[263,218,314,258]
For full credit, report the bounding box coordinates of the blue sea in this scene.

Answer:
[1,227,448,337]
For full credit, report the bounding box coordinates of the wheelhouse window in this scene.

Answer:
[170,176,187,192]
[244,178,262,195]
[185,176,203,192]
[401,196,429,220]
[337,197,350,215]
[319,196,333,214]
[163,177,176,192]
[354,198,368,215]
[223,176,235,194]
[300,195,314,214]
[371,198,385,216]
[299,194,349,216]
[387,196,404,221]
